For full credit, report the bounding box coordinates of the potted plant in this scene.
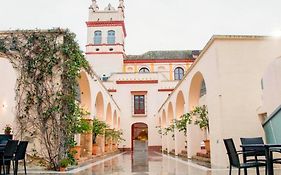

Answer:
[192,105,210,154]
[3,124,12,135]
[157,112,192,140]
[92,118,108,155]
[110,129,125,151]
[71,118,92,160]
[104,128,125,152]
[104,128,113,152]
[112,129,125,143]
[59,158,69,171]
[174,112,192,136]
[163,124,176,139]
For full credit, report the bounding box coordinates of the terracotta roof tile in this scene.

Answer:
[125,50,200,60]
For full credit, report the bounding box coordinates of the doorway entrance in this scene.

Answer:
[131,123,148,151]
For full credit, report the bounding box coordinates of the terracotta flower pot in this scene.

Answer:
[70,146,81,160]
[204,139,210,154]
[4,131,11,135]
[92,144,100,155]
[59,167,66,171]
[112,143,117,151]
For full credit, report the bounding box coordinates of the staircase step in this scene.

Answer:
[196,152,210,158]
[181,150,187,155]
[191,155,211,168]
[192,155,211,163]
[178,150,188,158]
[169,149,176,155]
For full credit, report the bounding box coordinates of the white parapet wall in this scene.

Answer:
[157,35,281,168]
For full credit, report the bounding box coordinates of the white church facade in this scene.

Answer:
[85,0,199,152]
[0,0,281,169]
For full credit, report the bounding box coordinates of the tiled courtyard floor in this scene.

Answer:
[18,151,281,175]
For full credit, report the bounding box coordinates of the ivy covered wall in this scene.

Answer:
[0,29,93,170]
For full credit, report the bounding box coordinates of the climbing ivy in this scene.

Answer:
[0,29,93,170]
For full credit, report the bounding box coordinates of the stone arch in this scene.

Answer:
[176,91,185,119]
[113,110,117,129]
[188,71,207,109]
[131,122,148,151]
[95,92,104,120]
[106,103,112,127]
[175,90,186,155]
[78,71,93,157]
[161,110,167,127]
[188,71,209,158]
[167,102,174,124]
[167,102,175,153]
[118,117,120,129]
[78,71,92,115]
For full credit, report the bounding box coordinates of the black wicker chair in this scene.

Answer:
[0,140,19,174]
[224,138,266,175]
[271,147,281,165]
[240,137,266,175]
[14,141,28,175]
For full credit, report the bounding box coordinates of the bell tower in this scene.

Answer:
[86,0,126,79]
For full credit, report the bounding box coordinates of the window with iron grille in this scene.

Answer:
[174,67,184,80]
[134,95,145,114]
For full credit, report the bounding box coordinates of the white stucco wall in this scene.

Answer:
[0,57,17,133]
[89,10,124,22]
[87,54,124,78]
[261,56,281,116]
[199,38,281,168]
[110,82,168,149]
[123,62,191,81]
[158,36,281,168]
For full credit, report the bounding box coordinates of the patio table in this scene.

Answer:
[241,144,281,175]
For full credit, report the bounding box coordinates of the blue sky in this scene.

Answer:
[0,0,281,54]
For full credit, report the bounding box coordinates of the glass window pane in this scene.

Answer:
[134,95,145,114]
[200,80,207,97]
[107,30,115,44]
[139,68,150,73]
[94,31,102,44]
[174,67,184,80]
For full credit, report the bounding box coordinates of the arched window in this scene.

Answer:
[200,80,207,97]
[174,67,184,80]
[107,30,115,44]
[94,30,102,44]
[139,67,150,73]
